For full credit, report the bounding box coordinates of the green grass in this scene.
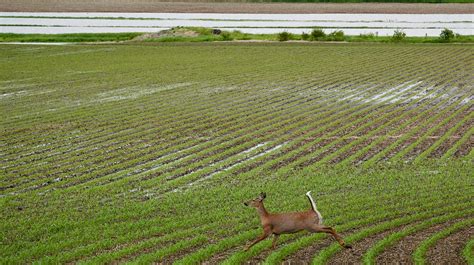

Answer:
[1,28,473,43]
[1,42,473,263]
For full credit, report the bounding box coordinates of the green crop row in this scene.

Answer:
[463,238,474,264]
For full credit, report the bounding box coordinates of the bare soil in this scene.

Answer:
[281,220,415,264]
[284,235,334,264]
[429,121,472,158]
[376,218,468,264]
[426,225,473,265]
[134,28,199,41]
[328,225,409,265]
[454,137,473,157]
[1,1,473,14]
[205,245,244,264]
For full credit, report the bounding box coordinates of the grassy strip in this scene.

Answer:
[412,218,474,265]
[137,30,474,44]
[0,33,141,42]
[1,30,473,43]
[362,212,474,264]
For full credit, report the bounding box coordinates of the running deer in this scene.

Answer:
[243,191,351,251]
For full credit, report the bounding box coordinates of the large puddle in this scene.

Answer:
[0,12,472,36]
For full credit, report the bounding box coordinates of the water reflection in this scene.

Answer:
[0,12,472,36]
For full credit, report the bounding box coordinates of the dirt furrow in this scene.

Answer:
[376,218,467,264]
[429,121,472,158]
[454,136,474,157]
[328,226,408,265]
[426,226,473,265]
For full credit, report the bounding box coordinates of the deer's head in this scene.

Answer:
[244,192,266,208]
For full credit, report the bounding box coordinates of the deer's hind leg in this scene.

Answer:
[307,224,351,249]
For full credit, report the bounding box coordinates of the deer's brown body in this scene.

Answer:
[244,192,351,251]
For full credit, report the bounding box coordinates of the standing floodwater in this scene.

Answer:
[0,12,472,36]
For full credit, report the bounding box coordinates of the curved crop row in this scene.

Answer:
[412,218,474,265]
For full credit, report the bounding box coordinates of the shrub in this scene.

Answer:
[301,32,310,41]
[439,28,455,42]
[327,30,345,41]
[392,29,406,42]
[310,28,326,41]
[277,31,291,42]
[220,31,233,41]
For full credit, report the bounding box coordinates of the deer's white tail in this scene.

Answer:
[306,191,323,224]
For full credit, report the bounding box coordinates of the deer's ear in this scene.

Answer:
[261,192,266,199]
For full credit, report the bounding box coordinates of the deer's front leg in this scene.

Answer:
[244,226,272,251]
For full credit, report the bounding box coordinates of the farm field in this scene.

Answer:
[1,1,473,14]
[1,42,473,264]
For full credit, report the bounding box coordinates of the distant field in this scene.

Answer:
[1,43,473,264]
[2,1,473,13]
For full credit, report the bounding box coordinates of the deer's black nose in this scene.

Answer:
[243,202,248,206]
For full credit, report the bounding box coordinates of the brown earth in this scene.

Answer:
[328,226,409,265]
[426,225,473,265]
[376,218,470,264]
[1,1,473,14]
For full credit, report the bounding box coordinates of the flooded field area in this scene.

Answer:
[1,12,472,36]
